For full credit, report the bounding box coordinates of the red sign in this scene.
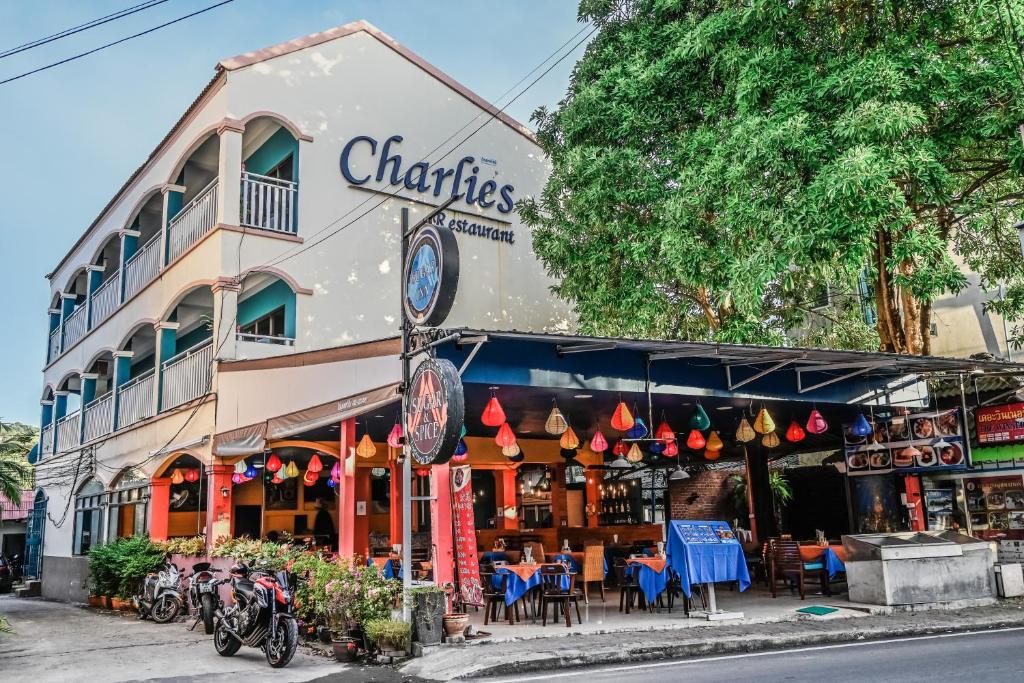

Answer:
[407,358,464,465]
[450,465,483,607]
[976,403,1024,444]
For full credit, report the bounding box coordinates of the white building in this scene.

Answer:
[31,21,570,601]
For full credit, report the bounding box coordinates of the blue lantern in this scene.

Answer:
[326,478,337,488]
[648,440,665,454]
[455,438,468,456]
[244,463,258,479]
[626,417,648,440]
[851,413,872,437]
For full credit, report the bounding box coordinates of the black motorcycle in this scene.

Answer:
[136,561,184,623]
[187,562,223,634]
[214,563,298,668]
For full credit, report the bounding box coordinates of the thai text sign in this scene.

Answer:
[976,403,1024,445]
[451,465,483,606]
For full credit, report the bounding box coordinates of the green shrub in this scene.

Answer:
[87,543,119,596]
[89,537,166,598]
[364,618,410,650]
[158,535,206,556]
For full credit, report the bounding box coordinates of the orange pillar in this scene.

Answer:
[903,475,926,532]
[149,477,171,541]
[207,464,234,544]
[354,466,371,559]
[585,470,600,528]
[338,418,357,556]
[389,457,403,548]
[494,469,518,530]
[430,463,455,586]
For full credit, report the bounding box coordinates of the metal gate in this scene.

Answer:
[24,490,46,579]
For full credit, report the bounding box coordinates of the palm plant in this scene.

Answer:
[0,421,36,502]
[726,471,794,533]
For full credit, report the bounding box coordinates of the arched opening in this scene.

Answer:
[241,117,299,234]
[60,268,90,349]
[157,453,206,538]
[164,134,221,263]
[237,271,297,345]
[160,285,214,410]
[106,467,149,542]
[116,323,157,429]
[53,373,82,453]
[73,478,105,555]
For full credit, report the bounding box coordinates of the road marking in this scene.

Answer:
[497,626,1024,681]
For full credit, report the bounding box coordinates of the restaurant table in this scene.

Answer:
[545,552,609,577]
[798,545,847,579]
[667,520,751,621]
[481,551,512,564]
[625,557,670,604]
[368,556,401,580]
[494,564,571,606]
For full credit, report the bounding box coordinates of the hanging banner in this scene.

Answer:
[976,403,1024,445]
[965,475,1024,540]
[843,409,967,476]
[407,358,464,465]
[451,465,483,607]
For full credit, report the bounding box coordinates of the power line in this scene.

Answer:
[0,0,172,60]
[0,0,234,86]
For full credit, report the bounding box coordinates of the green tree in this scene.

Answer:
[0,421,35,503]
[522,0,1024,354]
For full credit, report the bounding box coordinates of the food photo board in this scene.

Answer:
[844,409,968,476]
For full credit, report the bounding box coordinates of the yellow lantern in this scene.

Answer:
[753,408,775,435]
[736,418,755,443]
[559,426,580,450]
[626,443,643,463]
[356,433,377,459]
[544,405,568,435]
[706,431,724,451]
[762,431,780,448]
[171,468,184,485]
[501,443,521,457]
[284,460,299,478]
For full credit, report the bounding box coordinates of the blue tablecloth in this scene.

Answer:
[626,560,670,604]
[367,557,401,580]
[822,548,846,579]
[493,566,570,606]
[481,551,511,564]
[667,520,751,598]
[551,553,580,572]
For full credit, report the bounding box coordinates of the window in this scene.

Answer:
[239,306,287,338]
[107,468,149,542]
[266,154,294,182]
[74,479,105,555]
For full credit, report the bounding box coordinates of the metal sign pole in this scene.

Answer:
[400,207,413,622]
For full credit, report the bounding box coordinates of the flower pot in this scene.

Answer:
[102,596,113,609]
[332,637,360,662]
[111,597,133,611]
[377,637,406,655]
[317,625,333,644]
[442,613,468,637]
[87,595,104,609]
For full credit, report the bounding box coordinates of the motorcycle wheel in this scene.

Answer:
[265,617,298,668]
[151,596,181,624]
[200,594,216,635]
[214,621,242,657]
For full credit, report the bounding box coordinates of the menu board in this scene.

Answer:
[965,475,1024,540]
[976,403,1024,445]
[673,520,740,545]
[844,409,967,476]
[450,465,483,606]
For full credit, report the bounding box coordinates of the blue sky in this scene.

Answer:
[0,0,587,424]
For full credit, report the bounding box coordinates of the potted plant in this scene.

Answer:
[409,585,446,645]
[365,618,410,655]
[87,543,118,608]
[442,612,468,638]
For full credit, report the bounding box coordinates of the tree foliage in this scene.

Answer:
[522,0,1024,353]
[0,421,35,503]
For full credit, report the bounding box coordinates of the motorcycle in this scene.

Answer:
[214,562,299,668]
[136,561,185,623]
[187,562,223,634]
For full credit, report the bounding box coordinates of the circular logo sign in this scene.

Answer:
[406,358,464,465]
[404,224,459,326]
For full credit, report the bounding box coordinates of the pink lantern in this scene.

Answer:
[806,409,828,435]
[330,461,341,481]
[589,429,608,453]
[386,423,403,448]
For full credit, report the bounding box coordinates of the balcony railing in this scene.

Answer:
[161,339,213,410]
[167,180,218,262]
[63,305,88,349]
[116,370,155,429]
[123,233,161,301]
[40,424,54,455]
[55,411,81,452]
[82,392,114,443]
[241,172,297,234]
[48,328,61,363]
[90,272,120,327]
[236,332,295,346]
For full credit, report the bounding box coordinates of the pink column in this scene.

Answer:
[149,478,171,541]
[429,463,455,586]
[389,458,403,548]
[207,464,234,543]
[338,418,357,556]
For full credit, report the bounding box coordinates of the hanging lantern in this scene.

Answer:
[589,429,608,453]
[386,423,403,448]
[326,478,337,488]
[806,409,828,435]
[544,404,568,435]
[851,413,873,437]
[559,426,580,450]
[613,440,628,456]
[306,452,323,472]
[507,450,525,463]
[654,420,675,442]
[356,434,376,459]
[626,417,648,440]
[271,472,284,485]
[785,421,806,443]
[265,453,282,473]
[704,449,721,461]
[231,472,243,485]
[753,408,775,434]
[243,464,257,479]
[706,431,724,451]
[454,438,468,456]
[303,469,317,486]
[451,451,468,463]
[330,461,341,482]
[626,443,644,463]
[649,440,666,454]
[233,460,247,475]
[689,404,711,431]
[610,402,634,431]
[495,422,517,448]
[416,467,432,477]
[284,460,299,479]
[501,443,521,458]
[686,429,706,450]
[663,440,679,457]
[481,396,506,427]
[762,431,780,448]
[736,418,756,443]
[184,468,200,483]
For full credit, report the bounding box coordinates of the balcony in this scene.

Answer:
[241,172,297,234]
[54,411,81,452]
[40,423,54,455]
[62,305,88,349]
[123,233,161,302]
[160,339,213,410]
[90,271,120,327]
[167,180,218,262]
[82,392,114,442]
[116,369,155,429]
[47,328,60,364]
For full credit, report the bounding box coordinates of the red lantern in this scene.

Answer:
[415,467,431,478]
[386,423,403,448]
[610,402,634,432]
[806,409,828,435]
[786,420,806,443]
[307,453,324,473]
[686,429,706,450]
[481,396,506,427]
[663,440,679,457]
[303,469,317,486]
[271,473,284,485]
[654,421,675,442]
[589,429,608,453]
[495,422,517,448]
[265,453,282,473]
[184,468,199,483]
[612,440,628,456]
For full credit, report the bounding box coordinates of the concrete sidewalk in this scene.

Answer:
[400,599,1024,680]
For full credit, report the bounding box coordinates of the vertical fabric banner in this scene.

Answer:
[450,465,483,606]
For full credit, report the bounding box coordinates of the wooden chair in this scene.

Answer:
[770,541,826,599]
[581,545,605,604]
[539,564,581,627]
[482,571,520,625]
[613,559,644,614]
[523,541,545,564]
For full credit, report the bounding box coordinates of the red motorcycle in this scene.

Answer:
[213,563,298,668]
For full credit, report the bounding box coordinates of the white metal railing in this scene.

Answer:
[161,339,213,410]
[40,424,54,455]
[236,332,295,346]
[55,411,81,452]
[82,392,114,442]
[241,173,297,234]
[90,272,120,326]
[168,180,218,262]
[123,233,161,301]
[63,305,87,349]
[116,370,155,429]
[48,327,61,363]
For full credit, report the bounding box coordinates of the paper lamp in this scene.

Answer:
[170,468,184,485]
[330,461,341,481]
[762,431,780,448]
[654,420,675,442]
[507,450,525,463]
[305,452,322,472]
[559,426,580,450]
[625,417,648,440]
[303,469,317,486]
[851,413,873,437]
[610,402,634,431]
[184,468,200,483]
[501,443,521,457]
[649,440,666,454]
[686,429,706,450]
[355,434,376,459]
[455,438,468,456]
[326,478,337,488]
[753,408,775,434]
[271,473,284,485]
[704,449,721,461]
[690,404,711,431]
[590,429,608,453]
[265,453,282,473]
[736,418,756,443]
[452,451,468,463]
[626,443,644,463]
[706,431,724,451]
[663,440,679,457]
[481,396,506,427]
[544,405,568,435]
[613,440,628,456]
[386,423,403,448]
[785,421,806,443]
[495,422,517,448]
[244,464,257,479]
[231,473,243,485]
[284,460,299,479]
[806,409,828,435]
[233,460,247,474]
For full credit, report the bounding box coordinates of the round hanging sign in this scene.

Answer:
[406,358,464,466]
[404,224,460,326]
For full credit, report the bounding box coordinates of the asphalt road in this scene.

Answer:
[489,627,1024,683]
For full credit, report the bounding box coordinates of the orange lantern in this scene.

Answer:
[356,434,376,459]
[706,431,724,451]
[686,429,706,450]
[785,421,806,443]
[171,468,184,485]
[265,453,282,473]
[610,402,634,431]
[495,422,517,448]
[308,452,324,472]
[481,396,506,427]
[589,429,608,453]
[626,443,643,463]
[560,426,580,450]
[704,449,721,461]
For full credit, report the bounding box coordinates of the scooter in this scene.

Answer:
[214,563,299,668]
[136,561,185,623]
[187,562,223,634]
